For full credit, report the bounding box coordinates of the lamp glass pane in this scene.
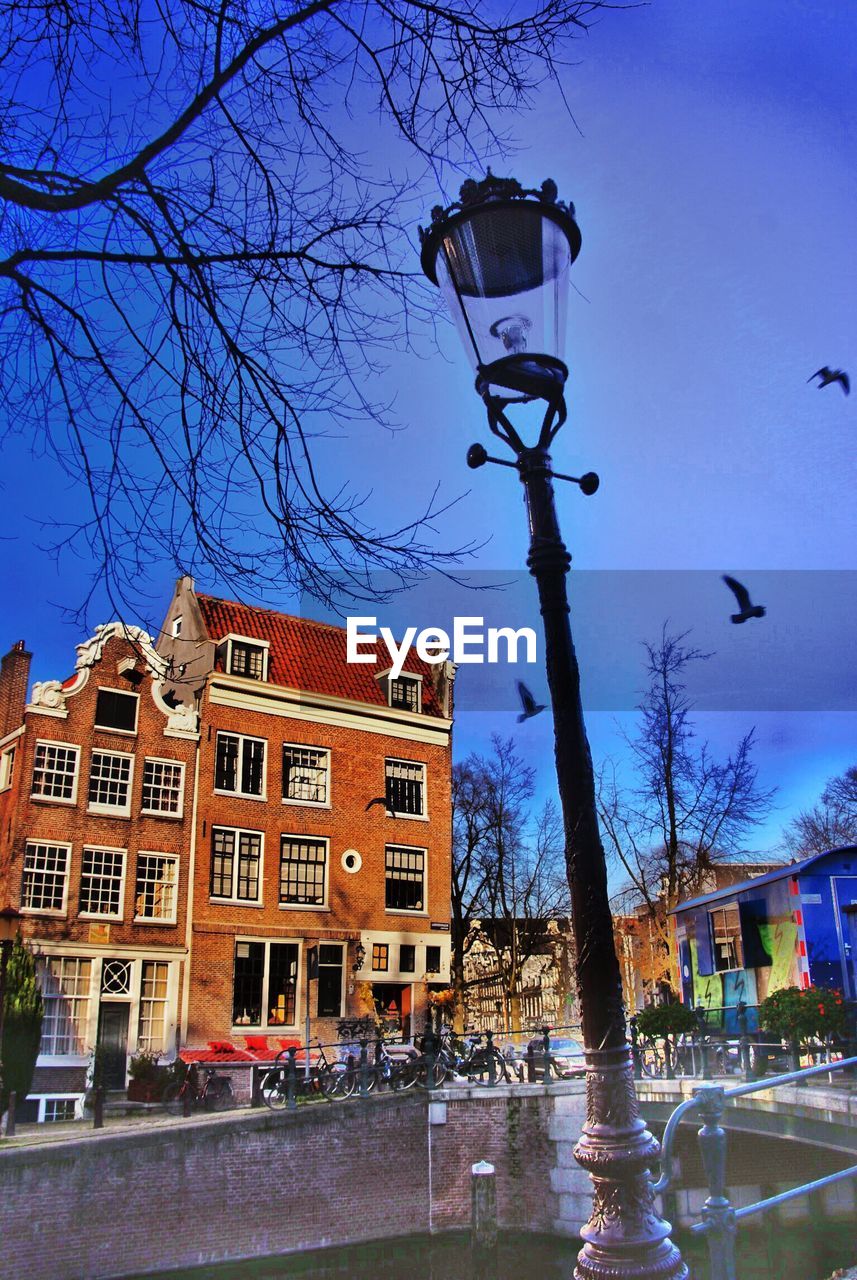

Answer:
[435,205,571,370]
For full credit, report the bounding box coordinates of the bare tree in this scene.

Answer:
[0,0,617,622]
[453,736,571,1030]
[598,629,775,992]
[783,765,857,858]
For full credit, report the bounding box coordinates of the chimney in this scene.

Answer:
[0,641,32,738]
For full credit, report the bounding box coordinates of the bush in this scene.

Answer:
[128,1049,163,1082]
[634,1003,699,1039]
[2,936,44,1114]
[759,985,847,1042]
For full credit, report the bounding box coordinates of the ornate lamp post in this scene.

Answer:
[419,175,686,1280]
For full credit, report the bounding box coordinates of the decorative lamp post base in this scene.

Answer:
[573,1048,688,1279]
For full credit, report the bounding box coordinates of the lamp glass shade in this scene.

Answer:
[434,203,572,374]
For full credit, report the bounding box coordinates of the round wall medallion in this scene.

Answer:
[341,848,362,874]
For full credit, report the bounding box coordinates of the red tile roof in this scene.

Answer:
[196,594,446,717]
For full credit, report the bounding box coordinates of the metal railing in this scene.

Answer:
[629,1001,857,1084]
[651,1055,857,1280]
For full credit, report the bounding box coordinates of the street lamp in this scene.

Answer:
[420,174,686,1280]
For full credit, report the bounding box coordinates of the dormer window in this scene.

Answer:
[224,637,268,681]
[389,675,420,713]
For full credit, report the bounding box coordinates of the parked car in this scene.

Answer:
[512,1035,585,1081]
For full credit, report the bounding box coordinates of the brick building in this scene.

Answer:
[157,577,454,1050]
[0,624,200,1118]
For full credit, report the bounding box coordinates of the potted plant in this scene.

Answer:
[127,1049,169,1102]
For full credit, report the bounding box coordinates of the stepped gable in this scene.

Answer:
[196,594,445,716]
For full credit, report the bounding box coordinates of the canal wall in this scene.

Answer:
[0,1081,853,1280]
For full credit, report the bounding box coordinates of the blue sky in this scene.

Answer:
[1,0,854,858]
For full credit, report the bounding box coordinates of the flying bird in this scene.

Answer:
[516,680,546,723]
[722,575,766,625]
[366,796,397,818]
[807,367,849,395]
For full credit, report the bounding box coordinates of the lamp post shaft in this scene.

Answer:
[518,446,687,1280]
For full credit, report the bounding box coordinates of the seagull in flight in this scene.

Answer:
[722,576,766,625]
[516,680,546,723]
[807,367,849,395]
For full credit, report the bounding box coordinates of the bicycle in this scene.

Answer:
[337,1038,421,1095]
[260,1040,356,1110]
[415,1026,509,1087]
[162,1064,234,1114]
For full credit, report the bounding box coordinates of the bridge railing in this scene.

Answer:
[651,1055,857,1280]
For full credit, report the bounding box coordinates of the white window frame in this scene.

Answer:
[30,740,80,805]
[87,748,135,817]
[27,1094,85,1124]
[172,616,183,638]
[38,956,93,1057]
[21,840,71,916]
[278,835,329,911]
[223,634,270,682]
[214,731,267,800]
[78,845,127,920]
[210,826,264,906]
[134,852,180,925]
[388,672,423,714]
[138,960,171,1052]
[140,757,186,818]
[0,745,15,791]
[384,843,428,916]
[384,757,428,820]
[94,686,140,735]
[282,743,331,808]
[231,935,301,1032]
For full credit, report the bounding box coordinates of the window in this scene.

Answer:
[317,944,343,1017]
[40,958,92,1055]
[389,676,420,712]
[44,1098,78,1123]
[139,961,170,1052]
[710,903,743,972]
[228,641,266,680]
[279,837,327,907]
[399,944,415,973]
[232,940,298,1028]
[214,732,265,797]
[141,759,185,816]
[384,845,425,912]
[135,854,178,923]
[101,959,132,994]
[425,946,441,974]
[210,827,262,902]
[31,742,79,803]
[0,746,14,791]
[385,759,425,817]
[172,616,183,638]
[372,943,389,972]
[282,744,329,806]
[22,841,70,913]
[79,847,126,918]
[94,688,139,733]
[87,750,133,815]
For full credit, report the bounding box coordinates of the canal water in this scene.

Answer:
[121,1225,856,1280]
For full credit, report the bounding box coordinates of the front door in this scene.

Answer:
[98,1003,130,1090]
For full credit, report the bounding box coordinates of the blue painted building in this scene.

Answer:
[670,847,857,1030]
